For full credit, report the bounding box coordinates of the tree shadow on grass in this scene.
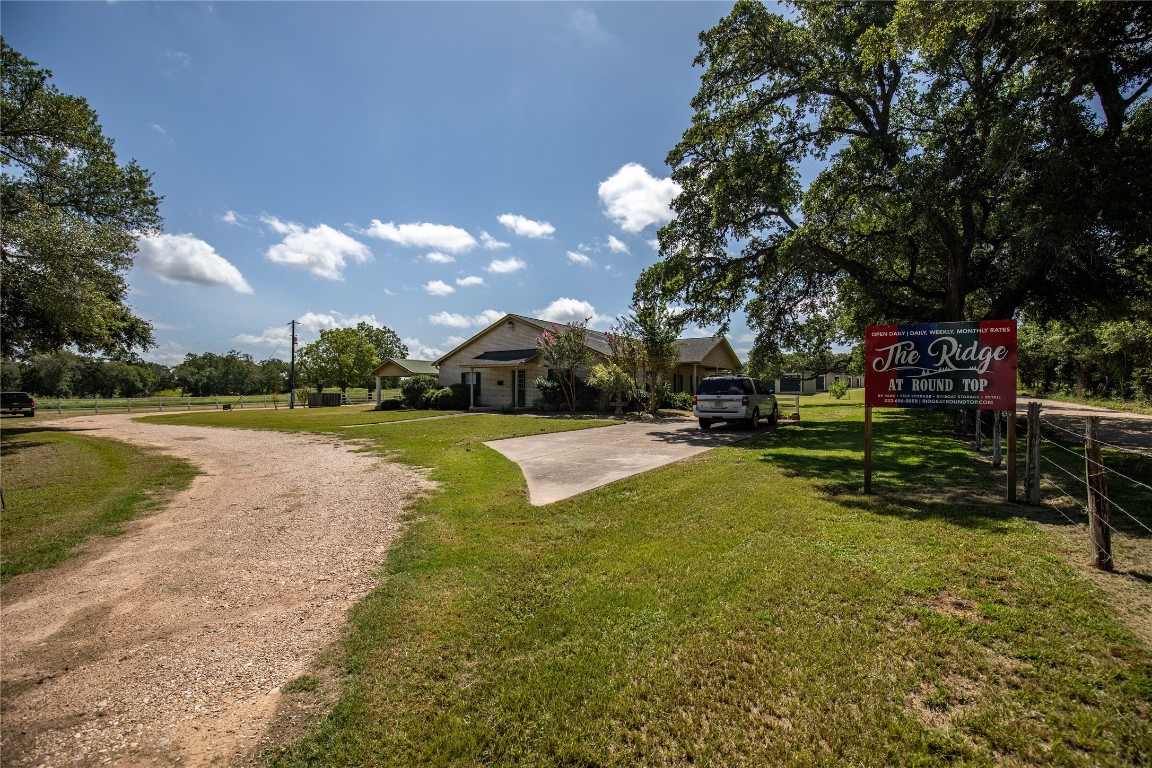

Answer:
[732,410,1063,535]
[0,425,60,456]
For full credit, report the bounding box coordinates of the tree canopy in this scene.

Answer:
[355,321,408,363]
[535,320,594,412]
[297,327,378,395]
[637,1,1152,360]
[1,40,163,358]
[609,303,686,416]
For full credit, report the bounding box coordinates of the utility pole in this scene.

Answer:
[288,319,297,409]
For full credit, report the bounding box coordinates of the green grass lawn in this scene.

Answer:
[131,398,1151,766]
[0,423,198,581]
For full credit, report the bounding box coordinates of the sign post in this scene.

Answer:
[863,321,1018,496]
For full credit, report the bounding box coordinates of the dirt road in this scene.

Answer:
[1,414,431,767]
[1020,398,1152,450]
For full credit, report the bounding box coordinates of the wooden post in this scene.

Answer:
[1085,416,1113,571]
[973,409,982,452]
[1006,410,1017,502]
[1025,402,1041,505]
[864,405,873,494]
[992,410,1003,469]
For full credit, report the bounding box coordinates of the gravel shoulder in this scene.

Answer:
[1,413,431,767]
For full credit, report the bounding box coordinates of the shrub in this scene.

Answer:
[660,390,693,410]
[377,397,403,411]
[426,387,464,410]
[448,383,472,409]
[533,377,565,410]
[829,380,849,400]
[400,375,439,408]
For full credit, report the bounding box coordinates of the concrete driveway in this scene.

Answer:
[485,416,770,505]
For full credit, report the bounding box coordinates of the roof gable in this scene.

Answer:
[370,358,439,377]
[433,313,739,369]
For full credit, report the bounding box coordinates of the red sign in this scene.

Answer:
[865,321,1017,410]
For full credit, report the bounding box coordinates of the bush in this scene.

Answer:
[400,375,439,408]
[829,380,849,400]
[377,397,403,411]
[426,387,466,410]
[533,377,565,410]
[448,383,472,409]
[660,390,693,410]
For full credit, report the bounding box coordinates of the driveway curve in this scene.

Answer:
[1,413,431,768]
[486,416,771,505]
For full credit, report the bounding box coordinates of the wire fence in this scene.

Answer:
[35,395,288,415]
[1025,410,1152,575]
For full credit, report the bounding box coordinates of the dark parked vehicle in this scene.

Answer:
[1,391,36,417]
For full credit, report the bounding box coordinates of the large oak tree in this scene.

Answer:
[2,40,162,358]
[637,1,1152,359]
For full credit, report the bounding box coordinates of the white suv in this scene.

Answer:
[693,375,778,430]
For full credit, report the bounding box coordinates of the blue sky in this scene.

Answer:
[3,1,754,365]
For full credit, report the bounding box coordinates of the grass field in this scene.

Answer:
[0,423,198,581]
[126,398,1152,766]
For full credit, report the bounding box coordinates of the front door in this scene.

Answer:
[516,370,526,407]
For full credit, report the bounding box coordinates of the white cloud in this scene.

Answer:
[607,235,630,254]
[598,163,681,233]
[297,310,381,334]
[428,311,473,329]
[456,275,486,287]
[233,327,292,346]
[569,8,608,43]
[473,309,505,326]
[533,298,610,326]
[134,233,253,293]
[425,251,455,264]
[262,216,372,280]
[498,213,555,239]
[221,210,241,225]
[425,279,455,296]
[140,340,196,366]
[235,310,381,347]
[362,220,477,253]
[403,337,444,360]
[566,251,594,267]
[428,309,505,328]
[487,256,527,274]
[480,231,510,250]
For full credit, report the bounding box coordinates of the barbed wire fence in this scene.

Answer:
[1018,405,1152,577]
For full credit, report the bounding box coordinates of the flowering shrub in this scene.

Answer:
[535,320,593,411]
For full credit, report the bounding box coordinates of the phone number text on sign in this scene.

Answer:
[865,321,1017,410]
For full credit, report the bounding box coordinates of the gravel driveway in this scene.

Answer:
[1,413,431,767]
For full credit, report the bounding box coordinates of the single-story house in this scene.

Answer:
[370,358,439,406]
[433,313,741,410]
